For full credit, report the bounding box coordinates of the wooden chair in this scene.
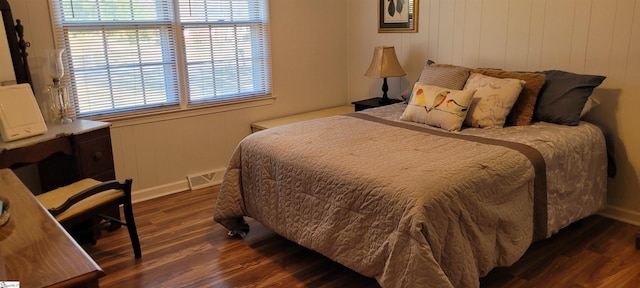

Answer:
[36,178,141,259]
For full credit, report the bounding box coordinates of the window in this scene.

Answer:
[49,0,271,118]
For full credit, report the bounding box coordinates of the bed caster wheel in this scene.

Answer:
[228,230,247,238]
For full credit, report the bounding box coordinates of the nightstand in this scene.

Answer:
[352,97,403,111]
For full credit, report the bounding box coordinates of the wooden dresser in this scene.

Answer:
[0,168,104,287]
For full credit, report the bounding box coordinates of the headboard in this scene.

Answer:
[1,0,31,87]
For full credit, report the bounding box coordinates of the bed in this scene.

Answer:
[213,67,609,288]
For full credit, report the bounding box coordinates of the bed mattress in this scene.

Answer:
[214,103,607,288]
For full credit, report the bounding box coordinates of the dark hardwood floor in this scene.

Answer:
[85,185,640,287]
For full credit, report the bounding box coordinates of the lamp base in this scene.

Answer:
[48,84,74,124]
[375,77,403,105]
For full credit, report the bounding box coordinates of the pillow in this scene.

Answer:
[405,63,471,103]
[472,68,546,126]
[580,96,600,118]
[417,64,471,89]
[400,83,475,131]
[462,73,525,128]
[534,70,606,126]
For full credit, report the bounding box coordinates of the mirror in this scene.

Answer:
[1,0,31,87]
[0,13,14,84]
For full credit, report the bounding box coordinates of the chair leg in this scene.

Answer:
[91,216,101,244]
[122,200,142,258]
[66,218,98,245]
[104,203,122,231]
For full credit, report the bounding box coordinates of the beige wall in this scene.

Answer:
[348,0,640,224]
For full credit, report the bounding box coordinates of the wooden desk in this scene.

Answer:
[0,119,115,193]
[0,119,120,242]
[0,169,104,287]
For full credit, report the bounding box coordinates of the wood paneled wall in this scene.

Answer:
[348,0,640,223]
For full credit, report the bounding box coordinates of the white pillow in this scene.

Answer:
[580,96,600,118]
[462,73,525,128]
[400,83,475,131]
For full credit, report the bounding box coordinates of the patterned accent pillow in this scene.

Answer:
[472,69,546,126]
[400,83,475,131]
[463,73,525,128]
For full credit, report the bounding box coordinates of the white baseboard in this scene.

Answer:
[131,178,223,204]
[131,180,189,203]
[598,205,640,227]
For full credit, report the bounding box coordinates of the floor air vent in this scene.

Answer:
[187,170,219,190]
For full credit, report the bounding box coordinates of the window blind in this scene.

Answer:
[180,0,271,104]
[49,0,271,118]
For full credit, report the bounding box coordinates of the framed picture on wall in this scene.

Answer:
[378,0,418,33]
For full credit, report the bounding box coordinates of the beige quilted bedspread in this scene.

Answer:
[214,112,554,288]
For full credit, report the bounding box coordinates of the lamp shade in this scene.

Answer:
[364,46,406,78]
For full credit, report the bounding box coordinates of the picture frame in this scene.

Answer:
[378,0,418,33]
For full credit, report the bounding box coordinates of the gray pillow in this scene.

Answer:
[417,64,471,89]
[534,70,605,126]
[405,61,471,103]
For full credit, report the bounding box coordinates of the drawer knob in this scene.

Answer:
[93,152,103,161]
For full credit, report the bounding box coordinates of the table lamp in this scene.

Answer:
[364,46,406,104]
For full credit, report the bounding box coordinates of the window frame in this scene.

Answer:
[48,0,272,121]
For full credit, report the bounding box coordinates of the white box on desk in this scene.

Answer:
[0,83,47,142]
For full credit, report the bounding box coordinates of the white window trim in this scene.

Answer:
[98,94,275,128]
[48,0,272,121]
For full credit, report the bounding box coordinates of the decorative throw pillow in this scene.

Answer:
[534,70,606,126]
[472,68,546,126]
[405,63,471,103]
[462,73,525,128]
[400,83,475,131]
[417,64,471,89]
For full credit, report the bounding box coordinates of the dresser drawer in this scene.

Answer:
[73,128,115,181]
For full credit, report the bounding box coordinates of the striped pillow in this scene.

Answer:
[417,65,471,90]
[405,64,471,103]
